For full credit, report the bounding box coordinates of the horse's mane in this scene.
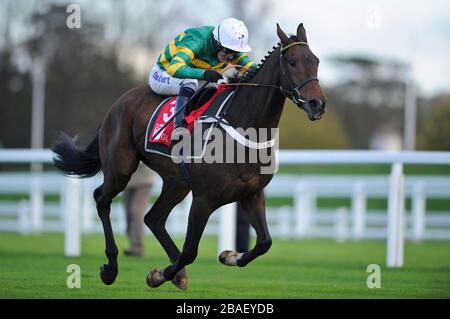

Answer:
[225,43,279,84]
[229,35,299,84]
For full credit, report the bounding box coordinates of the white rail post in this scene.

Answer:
[335,207,349,242]
[411,182,426,242]
[352,181,367,240]
[30,172,44,232]
[294,181,312,238]
[278,206,291,239]
[387,162,405,267]
[218,202,237,255]
[64,178,81,256]
[18,200,30,234]
[81,180,95,233]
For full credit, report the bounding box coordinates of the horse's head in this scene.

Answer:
[277,23,326,121]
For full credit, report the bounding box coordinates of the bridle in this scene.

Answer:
[222,41,319,106]
[279,41,319,104]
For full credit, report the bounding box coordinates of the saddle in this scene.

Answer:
[185,86,217,115]
[145,85,234,154]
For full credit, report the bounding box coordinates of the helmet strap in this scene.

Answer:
[217,23,222,46]
[212,37,221,50]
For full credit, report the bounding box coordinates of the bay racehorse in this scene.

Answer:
[51,23,326,289]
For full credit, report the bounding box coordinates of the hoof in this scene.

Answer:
[218,250,243,266]
[171,269,188,290]
[100,264,118,285]
[146,268,167,288]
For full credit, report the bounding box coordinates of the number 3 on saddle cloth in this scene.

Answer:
[145,85,233,158]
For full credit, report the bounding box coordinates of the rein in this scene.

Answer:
[177,42,319,151]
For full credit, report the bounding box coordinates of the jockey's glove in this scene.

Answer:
[202,70,223,83]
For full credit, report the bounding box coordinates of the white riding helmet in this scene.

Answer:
[213,18,252,52]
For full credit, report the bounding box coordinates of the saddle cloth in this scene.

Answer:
[145,85,233,157]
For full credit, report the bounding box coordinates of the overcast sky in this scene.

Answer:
[271,0,450,96]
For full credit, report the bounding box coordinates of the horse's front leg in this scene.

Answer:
[219,189,272,267]
[144,180,190,290]
[146,196,212,288]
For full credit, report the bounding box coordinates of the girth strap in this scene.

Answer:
[197,116,275,150]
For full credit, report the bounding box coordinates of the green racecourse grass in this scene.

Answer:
[0,232,449,299]
[0,164,449,298]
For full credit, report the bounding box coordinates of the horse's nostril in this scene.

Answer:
[307,99,322,111]
[307,99,320,108]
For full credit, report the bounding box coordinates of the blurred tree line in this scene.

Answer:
[0,2,138,147]
[0,0,448,151]
[288,55,450,151]
[0,0,276,148]
[418,96,450,150]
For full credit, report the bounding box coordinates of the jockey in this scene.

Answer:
[148,18,256,130]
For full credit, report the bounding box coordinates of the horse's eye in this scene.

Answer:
[288,60,296,66]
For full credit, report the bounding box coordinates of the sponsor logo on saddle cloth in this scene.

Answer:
[149,85,230,146]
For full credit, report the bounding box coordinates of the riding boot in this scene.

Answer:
[174,84,196,129]
[171,85,196,148]
[173,94,189,130]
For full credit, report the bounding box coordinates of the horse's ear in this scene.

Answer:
[297,23,308,43]
[276,23,290,45]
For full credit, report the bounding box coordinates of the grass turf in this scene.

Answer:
[0,233,449,299]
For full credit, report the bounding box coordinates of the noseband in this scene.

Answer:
[279,41,319,104]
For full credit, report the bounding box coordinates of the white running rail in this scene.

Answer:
[1,149,450,267]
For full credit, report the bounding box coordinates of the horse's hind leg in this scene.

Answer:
[95,161,138,285]
[218,189,272,267]
[144,179,190,289]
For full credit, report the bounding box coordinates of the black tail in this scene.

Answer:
[51,129,101,178]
